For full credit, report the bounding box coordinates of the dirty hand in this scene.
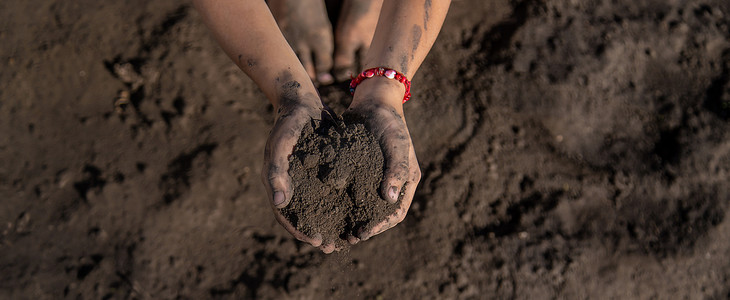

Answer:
[261,95,339,253]
[344,77,421,243]
[268,0,335,85]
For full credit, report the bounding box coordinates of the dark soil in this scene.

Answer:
[280,116,397,247]
[2,0,730,299]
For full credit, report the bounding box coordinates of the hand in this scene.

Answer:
[268,0,335,85]
[343,77,421,243]
[333,0,383,81]
[261,95,338,253]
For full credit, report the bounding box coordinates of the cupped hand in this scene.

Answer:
[261,97,338,253]
[343,80,421,243]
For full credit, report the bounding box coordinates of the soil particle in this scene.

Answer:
[3,0,730,299]
[280,115,398,247]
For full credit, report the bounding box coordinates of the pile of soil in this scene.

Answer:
[2,0,730,299]
[280,116,398,246]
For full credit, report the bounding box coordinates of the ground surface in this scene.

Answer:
[1,0,729,299]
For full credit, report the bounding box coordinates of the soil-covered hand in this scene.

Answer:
[268,0,335,85]
[344,79,421,243]
[261,96,339,253]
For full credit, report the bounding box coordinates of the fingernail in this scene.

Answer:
[347,234,360,245]
[273,191,286,207]
[388,186,399,202]
[317,73,333,84]
[311,233,323,247]
[357,227,369,241]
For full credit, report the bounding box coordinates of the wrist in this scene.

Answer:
[272,74,321,112]
[351,77,406,112]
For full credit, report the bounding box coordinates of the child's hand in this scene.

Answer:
[333,0,383,81]
[344,77,421,243]
[261,97,338,253]
[268,0,334,85]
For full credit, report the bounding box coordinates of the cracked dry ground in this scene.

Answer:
[2,0,730,299]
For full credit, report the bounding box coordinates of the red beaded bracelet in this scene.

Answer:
[349,67,412,103]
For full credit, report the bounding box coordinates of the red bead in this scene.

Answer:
[384,69,396,79]
[350,67,412,103]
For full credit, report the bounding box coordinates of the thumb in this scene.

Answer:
[262,149,294,209]
[268,171,292,208]
[380,149,409,204]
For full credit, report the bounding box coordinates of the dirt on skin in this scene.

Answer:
[2,0,730,299]
[281,116,397,247]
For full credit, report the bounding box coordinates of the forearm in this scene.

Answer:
[354,0,451,110]
[366,0,450,77]
[194,0,319,110]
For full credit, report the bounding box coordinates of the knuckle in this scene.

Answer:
[388,160,408,173]
[387,161,409,182]
[267,163,282,178]
[396,160,409,171]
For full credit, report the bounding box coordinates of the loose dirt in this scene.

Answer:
[1,0,729,299]
[281,116,397,247]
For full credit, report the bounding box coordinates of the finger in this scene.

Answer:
[359,204,406,241]
[358,221,383,241]
[263,145,294,208]
[320,243,336,254]
[263,125,304,208]
[386,149,420,227]
[296,46,316,81]
[317,72,334,85]
[356,46,369,72]
[261,156,291,208]
[312,33,334,85]
[272,210,323,247]
[346,233,360,245]
[333,41,358,82]
[361,150,420,241]
[267,171,291,208]
[393,147,421,222]
[380,137,411,204]
[260,163,274,205]
[359,225,381,241]
[394,178,418,225]
[310,233,324,248]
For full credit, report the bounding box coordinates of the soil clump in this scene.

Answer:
[3,0,730,298]
[280,115,398,247]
